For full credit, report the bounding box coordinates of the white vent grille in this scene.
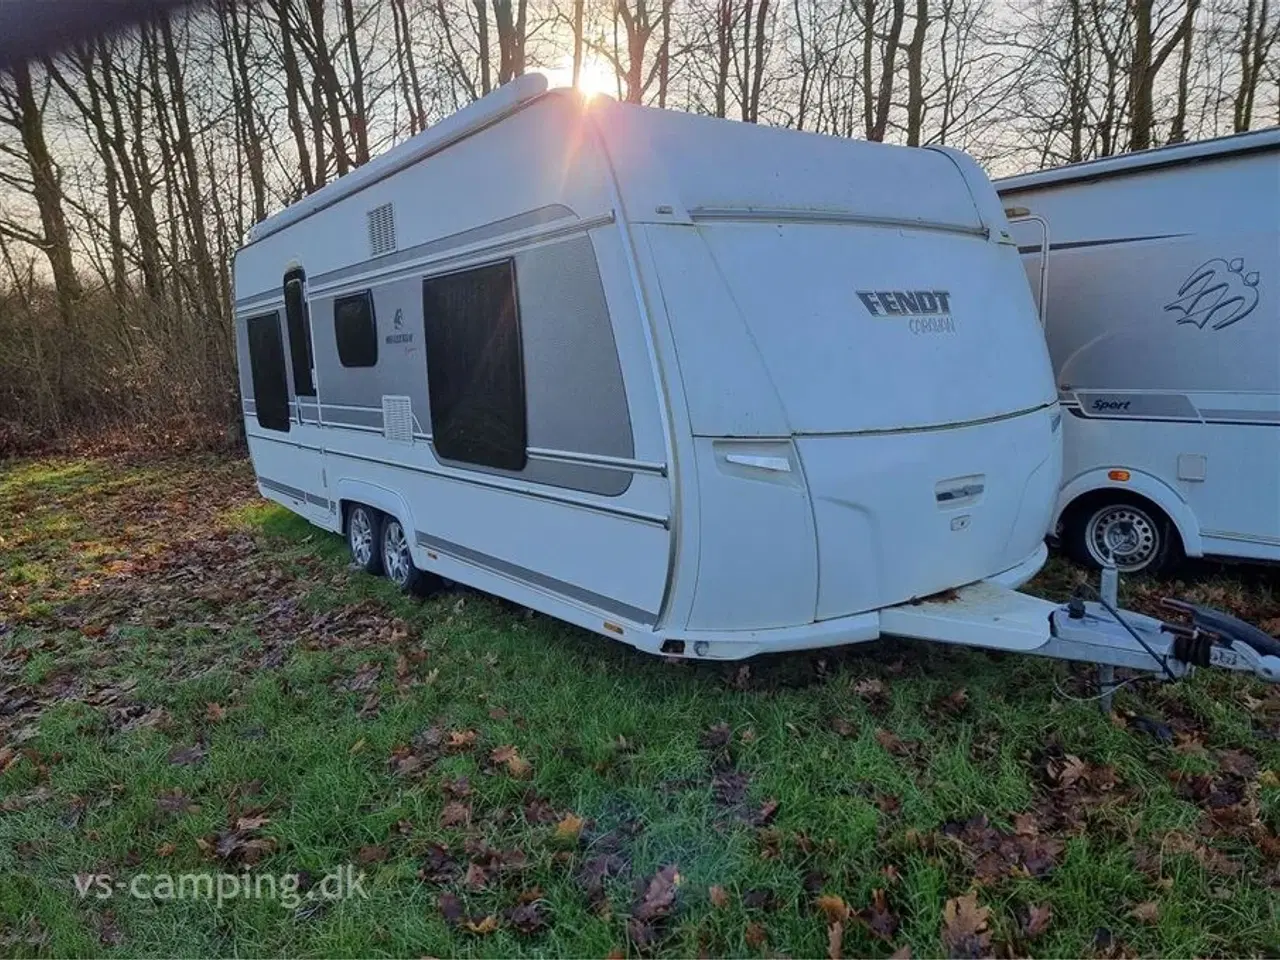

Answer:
[367,203,397,257]
[382,395,414,445]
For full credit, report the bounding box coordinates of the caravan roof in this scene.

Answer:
[998,127,1280,194]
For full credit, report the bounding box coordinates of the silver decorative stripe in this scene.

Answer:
[791,400,1056,438]
[689,206,988,238]
[415,531,657,625]
[303,213,616,300]
[1061,391,1280,427]
[1197,409,1280,425]
[242,403,658,475]
[324,446,668,528]
[260,476,328,509]
[526,446,666,476]
[308,205,577,289]
[246,432,324,452]
[1202,529,1280,547]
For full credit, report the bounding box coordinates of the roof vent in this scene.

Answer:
[367,203,397,257]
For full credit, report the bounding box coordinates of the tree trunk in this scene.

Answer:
[340,0,370,163]
[715,0,732,117]
[9,62,83,323]
[870,0,906,141]
[160,17,223,323]
[904,0,929,145]
[748,0,770,122]
[273,0,317,193]
[474,0,492,94]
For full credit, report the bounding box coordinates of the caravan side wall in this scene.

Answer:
[1000,138,1280,561]
[233,94,678,639]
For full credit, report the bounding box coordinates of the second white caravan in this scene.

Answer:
[999,130,1280,574]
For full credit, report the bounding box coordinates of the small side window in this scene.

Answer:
[283,268,316,396]
[245,312,290,432]
[334,291,378,368]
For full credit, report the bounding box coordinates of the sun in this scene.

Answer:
[542,55,617,100]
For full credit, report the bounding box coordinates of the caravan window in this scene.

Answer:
[246,312,290,432]
[283,269,316,396]
[334,291,378,368]
[422,260,527,471]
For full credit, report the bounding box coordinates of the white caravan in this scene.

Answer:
[233,76,1280,686]
[998,130,1280,575]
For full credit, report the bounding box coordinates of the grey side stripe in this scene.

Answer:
[325,446,669,527]
[1016,233,1183,255]
[260,476,329,509]
[690,206,987,239]
[1202,529,1280,547]
[1198,409,1280,425]
[235,205,579,308]
[416,531,657,625]
[311,204,576,288]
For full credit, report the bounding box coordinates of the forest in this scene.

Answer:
[0,0,1275,449]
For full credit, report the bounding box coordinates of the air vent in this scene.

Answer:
[367,202,397,257]
[382,395,413,445]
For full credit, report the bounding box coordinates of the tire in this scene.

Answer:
[380,516,437,596]
[347,504,383,575]
[1065,496,1180,576]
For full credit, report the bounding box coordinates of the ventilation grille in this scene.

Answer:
[382,395,414,445]
[367,202,397,257]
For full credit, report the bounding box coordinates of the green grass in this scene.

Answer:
[0,453,1278,957]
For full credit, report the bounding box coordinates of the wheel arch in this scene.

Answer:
[1055,468,1203,557]
[333,479,416,541]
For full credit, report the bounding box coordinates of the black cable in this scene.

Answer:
[1078,582,1180,682]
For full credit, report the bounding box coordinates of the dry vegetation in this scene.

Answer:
[1,453,1278,955]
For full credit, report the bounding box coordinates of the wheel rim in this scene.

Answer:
[383,520,411,586]
[349,509,374,566]
[1086,504,1160,572]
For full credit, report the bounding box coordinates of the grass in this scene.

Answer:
[0,453,1278,957]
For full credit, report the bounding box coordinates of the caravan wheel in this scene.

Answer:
[1066,496,1179,576]
[381,517,436,596]
[347,504,383,575]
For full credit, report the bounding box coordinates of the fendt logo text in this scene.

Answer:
[857,289,956,333]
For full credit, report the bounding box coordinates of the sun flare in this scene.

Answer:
[542,55,617,100]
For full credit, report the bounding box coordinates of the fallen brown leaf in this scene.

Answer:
[1128,901,1159,924]
[1023,903,1052,939]
[942,891,991,959]
[709,885,730,909]
[440,801,471,827]
[464,914,499,935]
[356,844,387,865]
[554,813,585,842]
[447,729,478,751]
[745,922,767,949]
[827,921,844,960]
[815,894,850,923]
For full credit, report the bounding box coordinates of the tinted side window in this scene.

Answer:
[246,313,290,432]
[422,260,527,471]
[334,291,378,368]
[283,270,315,396]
